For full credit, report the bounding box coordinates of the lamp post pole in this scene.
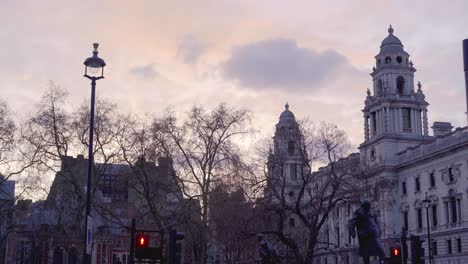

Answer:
[82,43,106,264]
[423,193,432,264]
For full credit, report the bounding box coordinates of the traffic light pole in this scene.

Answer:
[130,219,136,264]
[425,206,432,264]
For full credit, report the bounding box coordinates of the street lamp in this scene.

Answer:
[82,43,106,264]
[422,193,432,264]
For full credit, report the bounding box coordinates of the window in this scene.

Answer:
[457,238,462,253]
[432,240,438,256]
[397,76,405,95]
[432,205,438,227]
[447,239,453,254]
[415,177,421,192]
[396,56,403,64]
[451,197,457,223]
[371,148,376,159]
[402,108,411,131]
[371,112,377,133]
[417,209,423,229]
[403,212,409,230]
[377,79,383,96]
[288,191,294,197]
[402,182,407,195]
[288,141,295,155]
[385,56,392,63]
[290,164,297,181]
[430,172,436,187]
[289,217,295,227]
[448,168,454,182]
[336,227,340,247]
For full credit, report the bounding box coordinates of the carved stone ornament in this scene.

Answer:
[400,202,409,212]
[440,163,462,186]
[414,199,423,209]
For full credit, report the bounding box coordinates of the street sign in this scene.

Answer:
[86,216,93,254]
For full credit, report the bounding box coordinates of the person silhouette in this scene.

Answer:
[348,200,386,264]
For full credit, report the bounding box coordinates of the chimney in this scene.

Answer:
[432,122,453,137]
[463,39,468,124]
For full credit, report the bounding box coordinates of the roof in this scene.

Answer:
[279,102,295,121]
[379,25,404,54]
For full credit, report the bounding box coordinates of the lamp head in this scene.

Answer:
[84,43,106,79]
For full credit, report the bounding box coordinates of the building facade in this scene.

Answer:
[269,26,468,264]
[4,155,184,264]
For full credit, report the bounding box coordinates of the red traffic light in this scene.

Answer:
[393,247,400,256]
[136,234,149,248]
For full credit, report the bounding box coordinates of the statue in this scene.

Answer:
[348,201,386,264]
[257,233,279,264]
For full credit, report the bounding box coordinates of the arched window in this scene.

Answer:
[397,76,405,95]
[288,141,295,155]
[377,79,383,96]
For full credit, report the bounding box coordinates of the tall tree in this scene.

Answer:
[255,121,364,264]
[154,104,253,264]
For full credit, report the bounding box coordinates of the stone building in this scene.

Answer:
[0,176,15,263]
[4,155,184,264]
[268,26,468,264]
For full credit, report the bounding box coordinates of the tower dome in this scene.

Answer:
[379,25,404,54]
[279,102,295,122]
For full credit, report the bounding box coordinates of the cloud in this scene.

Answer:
[177,35,208,64]
[222,38,351,91]
[129,64,159,80]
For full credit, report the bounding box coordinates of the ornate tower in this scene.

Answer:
[360,26,431,168]
[267,103,304,192]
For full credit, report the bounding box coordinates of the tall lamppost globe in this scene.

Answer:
[423,193,430,208]
[84,43,106,79]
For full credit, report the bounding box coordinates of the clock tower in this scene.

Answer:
[359,26,431,168]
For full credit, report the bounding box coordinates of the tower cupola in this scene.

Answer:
[360,26,430,167]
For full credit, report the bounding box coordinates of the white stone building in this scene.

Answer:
[269,26,468,264]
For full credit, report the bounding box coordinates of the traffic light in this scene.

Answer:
[390,246,402,264]
[410,235,425,264]
[135,233,162,260]
[136,234,149,248]
[135,234,150,259]
[167,229,185,264]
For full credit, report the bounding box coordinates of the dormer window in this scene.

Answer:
[396,56,403,64]
[385,56,392,64]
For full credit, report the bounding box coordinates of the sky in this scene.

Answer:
[1,0,468,149]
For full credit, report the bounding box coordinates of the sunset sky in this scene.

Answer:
[2,0,468,148]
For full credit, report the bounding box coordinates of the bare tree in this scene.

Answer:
[0,99,41,262]
[19,83,125,235]
[111,113,183,229]
[254,121,364,264]
[151,104,253,264]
